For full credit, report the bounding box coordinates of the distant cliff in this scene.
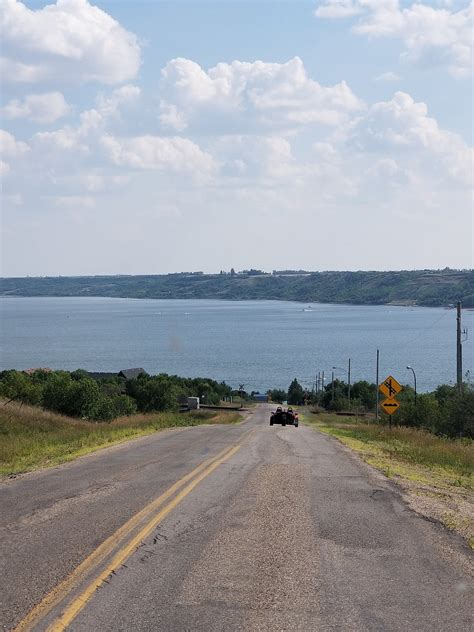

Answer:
[1,270,473,307]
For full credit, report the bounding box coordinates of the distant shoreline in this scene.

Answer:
[1,269,473,308]
[0,294,430,308]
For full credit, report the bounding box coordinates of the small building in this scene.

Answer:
[253,393,269,403]
[87,368,147,381]
[118,368,146,380]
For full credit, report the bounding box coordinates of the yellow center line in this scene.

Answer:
[48,444,241,631]
[13,442,241,632]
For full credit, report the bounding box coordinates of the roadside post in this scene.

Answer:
[379,375,402,430]
[375,349,380,423]
[239,384,245,409]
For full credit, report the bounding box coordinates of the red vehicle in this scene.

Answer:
[270,406,298,427]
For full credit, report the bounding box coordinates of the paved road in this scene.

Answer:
[0,405,472,631]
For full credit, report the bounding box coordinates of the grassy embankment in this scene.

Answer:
[0,401,242,477]
[303,412,473,546]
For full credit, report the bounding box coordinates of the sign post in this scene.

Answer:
[379,375,402,429]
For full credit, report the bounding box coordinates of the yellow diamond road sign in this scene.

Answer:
[381,398,400,415]
[379,375,402,399]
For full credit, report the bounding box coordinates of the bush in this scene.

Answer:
[327,398,345,412]
[395,394,441,432]
[112,395,138,417]
[438,390,474,438]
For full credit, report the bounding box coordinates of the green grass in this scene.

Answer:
[0,401,242,477]
[303,413,473,490]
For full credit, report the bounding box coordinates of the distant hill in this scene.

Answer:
[1,270,473,307]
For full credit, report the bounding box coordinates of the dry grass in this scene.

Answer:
[305,413,473,487]
[0,401,241,477]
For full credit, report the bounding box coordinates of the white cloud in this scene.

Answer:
[4,192,23,205]
[374,71,401,82]
[315,0,473,77]
[101,135,216,174]
[351,91,473,184]
[1,92,70,123]
[315,0,365,18]
[83,172,130,192]
[0,160,11,176]
[0,0,141,85]
[95,85,141,119]
[0,129,29,177]
[33,126,88,153]
[214,135,297,181]
[53,195,95,209]
[159,57,365,132]
[0,129,29,156]
[31,85,141,154]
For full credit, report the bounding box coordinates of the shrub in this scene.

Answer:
[0,370,43,406]
[112,395,138,417]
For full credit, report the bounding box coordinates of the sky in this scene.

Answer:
[0,0,473,277]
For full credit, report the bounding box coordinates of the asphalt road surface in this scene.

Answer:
[0,405,472,631]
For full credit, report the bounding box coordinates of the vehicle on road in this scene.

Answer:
[270,406,298,427]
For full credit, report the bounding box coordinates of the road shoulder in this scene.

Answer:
[303,416,474,575]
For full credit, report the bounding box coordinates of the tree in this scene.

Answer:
[0,370,43,406]
[267,388,287,403]
[351,380,377,411]
[42,372,74,413]
[320,379,346,409]
[287,379,305,405]
[126,375,180,412]
[65,379,103,419]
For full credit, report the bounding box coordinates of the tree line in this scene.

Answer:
[268,378,473,438]
[0,370,233,422]
[2,369,472,438]
[2,269,473,307]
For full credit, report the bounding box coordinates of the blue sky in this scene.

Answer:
[1,0,472,276]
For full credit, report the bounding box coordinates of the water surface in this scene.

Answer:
[1,298,472,392]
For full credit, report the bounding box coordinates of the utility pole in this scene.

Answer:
[457,302,463,393]
[331,370,335,403]
[375,349,380,423]
[347,358,351,409]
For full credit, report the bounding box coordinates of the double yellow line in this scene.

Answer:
[14,440,245,632]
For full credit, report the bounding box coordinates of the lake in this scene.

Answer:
[1,297,472,393]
